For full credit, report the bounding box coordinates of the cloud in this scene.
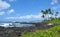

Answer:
[5,13,43,19]
[7,9,15,14]
[9,0,16,2]
[0,11,5,15]
[52,5,60,10]
[0,0,15,16]
[56,15,60,18]
[5,12,60,20]
[51,0,58,5]
[0,0,10,10]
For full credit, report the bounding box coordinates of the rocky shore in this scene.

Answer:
[0,22,56,37]
[0,26,36,37]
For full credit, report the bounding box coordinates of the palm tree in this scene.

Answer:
[41,10,47,20]
[41,10,45,18]
[55,12,59,19]
[41,9,48,20]
[41,9,55,20]
[42,14,45,18]
[48,9,52,14]
[48,9,53,20]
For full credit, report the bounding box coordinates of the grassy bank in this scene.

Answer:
[44,19,60,25]
[21,19,60,37]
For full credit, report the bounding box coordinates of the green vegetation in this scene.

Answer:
[21,9,60,37]
[44,19,60,25]
[21,19,60,37]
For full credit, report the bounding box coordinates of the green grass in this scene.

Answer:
[44,19,60,25]
[21,19,60,37]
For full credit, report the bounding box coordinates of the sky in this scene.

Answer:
[0,0,60,22]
